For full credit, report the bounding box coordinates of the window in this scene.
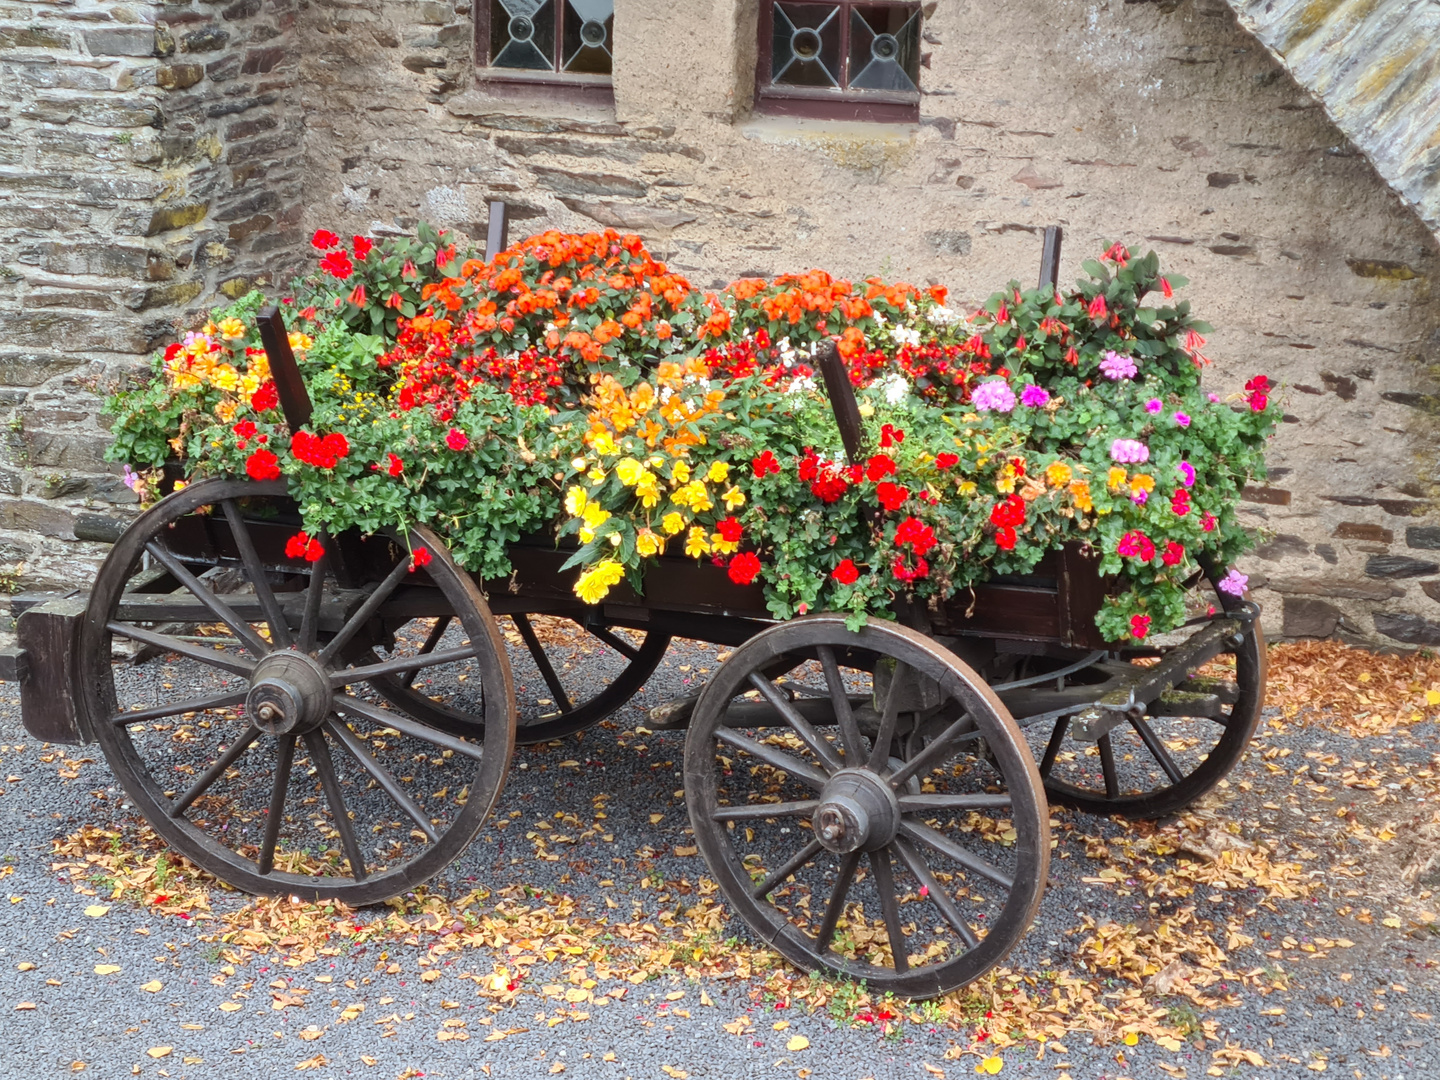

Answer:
[756,1,922,123]
[475,0,614,104]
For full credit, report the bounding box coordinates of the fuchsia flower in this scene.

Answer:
[1099,351,1137,380]
[1110,439,1149,464]
[971,380,1016,413]
[1217,568,1249,596]
[1019,384,1050,408]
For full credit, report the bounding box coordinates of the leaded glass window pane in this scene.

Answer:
[562,0,613,74]
[848,5,919,92]
[490,0,555,71]
[772,3,842,88]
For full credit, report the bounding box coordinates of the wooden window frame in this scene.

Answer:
[755,0,921,124]
[473,1,615,107]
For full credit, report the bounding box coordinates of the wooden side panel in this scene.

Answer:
[17,598,91,745]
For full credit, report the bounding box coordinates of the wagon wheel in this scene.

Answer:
[1023,584,1266,820]
[363,612,670,745]
[684,615,1049,999]
[79,477,515,903]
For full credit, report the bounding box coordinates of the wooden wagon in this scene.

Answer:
[4,220,1265,998]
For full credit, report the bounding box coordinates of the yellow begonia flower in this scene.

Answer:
[684,526,710,558]
[673,481,712,513]
[662,512,685,535]
[706,461,730,484]
[240,373,261,397]
[722,486,745,511]
[248,354,270,381]
[636,530,664,557]
[216,400,237,423]
[564,486,588,516]
[574,561,625,604]
[995,465,1017,494]
[287,332,313,352]
[711,534,739,555]
[587,468,607,484]
[217,317,246,340]
[571,456,588,470]
[615,458,644,486]
[857,401,875,418]
[211,364,240,392]
[1107,466,1128,491]
[582,504,611,530]
[1069,481,1093,512]
[958,480,977,497]
[1046,461,1073,487]
[671,459,691,485]
[635,472,661,509]
[1129,473,1154,495]
[588,431,617,457]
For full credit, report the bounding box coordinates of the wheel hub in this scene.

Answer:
[247,651,332,735]
[812,768,900,854]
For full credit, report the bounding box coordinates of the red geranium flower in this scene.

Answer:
[233,419,257,439]
[285,530,324,562]
[989,494,1026,529]
[879,424,905,448]
[250,381,279,413]
[445,428,469,451]
[1130,614,1151,640]
[865,454,896,482]
[410,547,432,572]
[994,526,1017,551]
[386,453,404,477]
[934,453,959,470]
[727,551,762,586]
[319,249,354,279]
[1161,540,1185,566]
[832,558,859,585]
[716,517,743,543]
[352,235,373,261]
[311,229,340,250]
[894,516,936,556]
[245,448,280,481]
[875,481,908,512]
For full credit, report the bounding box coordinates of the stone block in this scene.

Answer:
[0,499,74,538]
[1423,581,1440,604]
[1346,258,1421,281]
[533,166,646,199]
[20,429,111,470]
[1365,555,1439,579]
[19,241,148,278]
[221,0,262,19]
[1374,612,1440,647]
[1241,485,1291,506]
[1267,575,1403,600]
[0,352,82,388]
[1378,498,1431,516]
[124,281,205,311]
[925,230,972,256]
[182,27,230,53]
[558,198,696,231]
[145,202,209,235]
[1283,597,1341,638]
[212,189,280,222]
[1253,533,1308,560]
[84,27,155,56]
[1333,521,1392,543]
[156,63,205,90]
[401,52,446,72]
[1407,526,1440,550]
[226,114,277,141]
[241,45,285,74]
[0,26,72,49]
[227,213,273,241]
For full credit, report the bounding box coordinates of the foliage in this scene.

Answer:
[104,229,1277,642]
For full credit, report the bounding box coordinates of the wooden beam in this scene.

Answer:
[257,304,313,432]
[815,339,866,465]
[485,201,509,262]
[1038,225,1063,291]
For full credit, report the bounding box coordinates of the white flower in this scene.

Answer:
[658,385,675,404]
[872,311,887,325]
[880,373,909,405]
[929,305,959,326]
[786,376,817,396]
[891,325,921,348]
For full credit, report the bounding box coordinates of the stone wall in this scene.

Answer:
[0,0,301,589]
[5,0,1440,648]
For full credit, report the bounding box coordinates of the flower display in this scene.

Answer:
[105,229,1279,643]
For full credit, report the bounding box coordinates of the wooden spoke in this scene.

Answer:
[892,836,978,949]
[403,616,452,687]
[331,645,478,688]
[897,792,1012,815]
[220,499,293,649]
[257,733,297,875]
[587,625,640,662]
[324,719,438,843]
[298,548,330,654]
[1127,714,1186,785]
[333,694,487,761]
[817,645,865,762]
[105,621,255,678]
[866,661,908,772]
[512,613,573,712]
[886,712,982,790]
[168,728,261,817]
[1098,733,1120,799]
[712,799,818,822]
[747,671,844,773]
[1037,714,1068,778]
[751,839,823,899]
[815,850,862,952]
[318,557,414,666]
[111,688,248,727]
[899,820,1015,891]
[304,729,367,881]
[143,542,273,658]
[713,728,830,791]
[869,847,909,974]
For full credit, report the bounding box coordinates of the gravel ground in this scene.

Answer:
[1,632,1439,1080]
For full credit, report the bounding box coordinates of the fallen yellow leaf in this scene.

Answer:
[140,980,162,993]
[787,1035,810,1052]
[94,965,121,976]
[14,1002,35,1011]
[16,962,35,972]
[977,1057,1003,1075]
[83,905,109,918]
[146,1047,171,1060]
[219,1002,243,1013]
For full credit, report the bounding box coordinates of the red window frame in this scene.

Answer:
[473,0,614,107]
[755,0,923,124]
